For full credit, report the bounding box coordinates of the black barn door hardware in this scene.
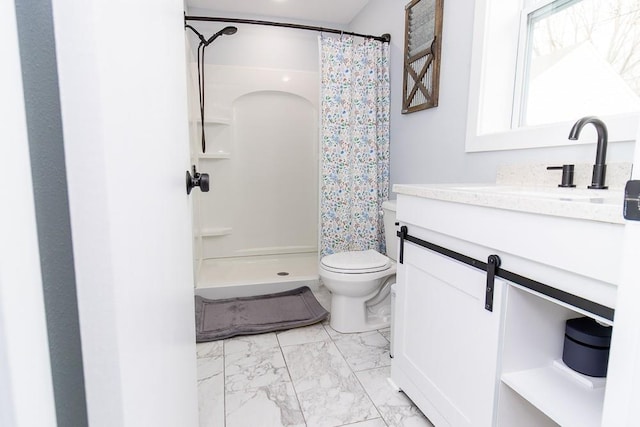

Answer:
[397,225,614,321]
[485,255,500,312]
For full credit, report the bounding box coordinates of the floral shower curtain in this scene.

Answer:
[319,35,390,257]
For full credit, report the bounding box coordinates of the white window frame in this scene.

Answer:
[511,0,550,129]
[466,0,640,153]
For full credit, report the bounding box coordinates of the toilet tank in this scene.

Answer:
[382,200,398,261]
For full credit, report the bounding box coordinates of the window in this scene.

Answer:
[518,0,640,127]
[466,0,640,152]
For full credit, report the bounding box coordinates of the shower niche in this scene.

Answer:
[188,65,320,296]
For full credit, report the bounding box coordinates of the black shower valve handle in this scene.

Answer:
[186,165,210,195]
[547,164,576,188]
[197,171,210,192]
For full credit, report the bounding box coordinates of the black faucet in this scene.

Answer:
[568,116,608,189]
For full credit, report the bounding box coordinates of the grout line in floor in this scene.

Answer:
[327,325,389,426]
[276,332,308,426]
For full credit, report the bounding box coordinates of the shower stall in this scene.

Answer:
[185,24,321,298]
[184,16,390,299]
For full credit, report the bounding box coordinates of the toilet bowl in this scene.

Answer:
[319,200,398,333]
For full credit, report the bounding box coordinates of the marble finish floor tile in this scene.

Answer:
[282,340,379,427]
[225,346,290,393]
[226,382,305,427]
[356,366,433,427]
[196,340,223,359]
[311,285,332,312]
[323,323,342,338]
[378,328,391,342]
[196,291,434,427]
[224,332,279,356]
[347,419,388,427]
[332,331,391,372]
[197,353,224,427]
[277,323,331,347]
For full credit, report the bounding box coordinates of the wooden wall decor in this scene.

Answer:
[402,0,443,114]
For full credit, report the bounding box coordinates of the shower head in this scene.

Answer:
[205,26,238,45]
[221,26,238,35]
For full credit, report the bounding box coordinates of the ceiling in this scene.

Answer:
[186,0,371,25]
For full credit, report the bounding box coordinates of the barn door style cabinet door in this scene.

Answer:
[391,226,506,426]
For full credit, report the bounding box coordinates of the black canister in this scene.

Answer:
[562,317,612,377]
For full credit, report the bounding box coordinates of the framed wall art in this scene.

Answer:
[402,0,444,113]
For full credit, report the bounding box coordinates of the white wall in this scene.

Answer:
[350,0,636,186]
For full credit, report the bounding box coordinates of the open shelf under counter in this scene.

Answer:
[502,362,605,427]
[198,227,232,237]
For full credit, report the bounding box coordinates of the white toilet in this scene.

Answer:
[319,200,398,333]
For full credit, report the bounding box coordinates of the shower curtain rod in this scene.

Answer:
[184,15,391,43]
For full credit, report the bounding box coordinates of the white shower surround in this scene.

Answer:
[189,64,320,294]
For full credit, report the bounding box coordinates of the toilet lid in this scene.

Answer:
[321,249,391,273]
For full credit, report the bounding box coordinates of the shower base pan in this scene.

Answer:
[196,252,319,299]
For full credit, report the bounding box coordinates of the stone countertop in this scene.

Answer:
[393,183,626,224]
[393,162,632,225]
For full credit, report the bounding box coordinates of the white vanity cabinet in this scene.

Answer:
[391,187,623,427]
[392,230,506,426]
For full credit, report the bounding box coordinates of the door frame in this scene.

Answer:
[0,1,56,425]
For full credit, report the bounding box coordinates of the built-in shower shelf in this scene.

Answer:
[199,227,232,237]
[203,117,230,125]
[198,152,231,159]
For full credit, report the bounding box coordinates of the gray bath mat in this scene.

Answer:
[195,286,329,342]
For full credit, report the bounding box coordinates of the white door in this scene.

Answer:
[51,0,198,425]
[392,241,505,427]
[0,2,57,425]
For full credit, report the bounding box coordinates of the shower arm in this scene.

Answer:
[185,24,207,46]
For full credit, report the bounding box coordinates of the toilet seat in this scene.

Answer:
[321,249,392,274]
